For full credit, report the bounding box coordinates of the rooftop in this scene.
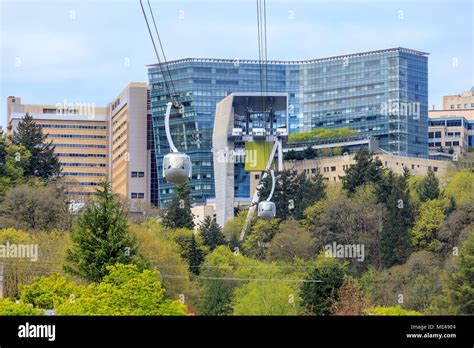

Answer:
[147,47,429,67]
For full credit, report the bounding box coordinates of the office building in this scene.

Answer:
[7,97,108,197]
[443,87,474,110]
[428,89,474,157]
[6,83,156,207]
[148,47,429,207]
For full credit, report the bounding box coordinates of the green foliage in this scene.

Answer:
[416,168,441,202]
[175,233,205,275]
[364,305,422,316]
[441,231,474,314]
[64,181,142,282]
[0,298,44,316]
[199,216,226,251]
[299,254,347,315]
[341,147,384,195]
[0,183,71,231]
[0,132,31,197]
[56,264,187,315]
[288,127,357,143]
[162,184,195,230]
[21,273,78,309]
[242,218,279,260]
[198,268,234,316]
[266,220,318,261]
[410,199,448,252]
[259,169,326,220]
[444,169,474,206]
[233,281,301,315]
[381,174,413,267]
[12,113,61,179]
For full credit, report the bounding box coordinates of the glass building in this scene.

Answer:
[148,47,429,207]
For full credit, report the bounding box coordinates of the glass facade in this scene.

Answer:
[148,48,429,207]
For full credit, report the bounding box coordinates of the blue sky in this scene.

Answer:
[1,0,473,127]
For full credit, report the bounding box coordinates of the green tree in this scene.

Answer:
[0,132,30,196]
[199,216,226,251]
[340,147,384,195]
[381,174,413,267]
[410,199,447,252]
[0,298,44,316]
[12,113,61,180]
[56,264,187,315]
[242,218,279,260]
[0,183,71,231]
[444,169,474,206]
[198,269,234,316]
[417,168,441,202]
[442,231,474,314]
[21,273,79,309]
[162,184,194,230]
[233,281,301,315]
[266,220,317,262]
[64,181,142,282]
[176,233,205,275]
[259,169,325,220]
[299,254,346,315]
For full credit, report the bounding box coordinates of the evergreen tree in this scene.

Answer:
[177,234,205,275]
[162,184,195,230]
[381,175,413,267]
[340,147,384,195]
[64,181,141,282]
[12,113,61,179]
[259,169,325,220]
[417,168,441,202]
[299,256,346,315]
[199,216,226,250]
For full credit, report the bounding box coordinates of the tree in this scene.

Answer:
[259,169,325,220]
[198,269,234,316]
[56,264,187,315]
[0,132,30,196]
[233,281,301,315]
[331,278,367,315]
[0,298,44,316]
[242,218,279,260]
[340,147,384,195]
[0,183,71,231]
[444,169,474,206]
[381,174,413,267]
[266,220,317,261]
[12,113,61,180]
[410,199,447,252]
[416,168,440,202]
[64,181,142,282]
[176,233,205,275]
[299,254,346,315]
[162,184,194,230]
[199,216,226,251]
[21,273,78,309]
[441,231,474,314]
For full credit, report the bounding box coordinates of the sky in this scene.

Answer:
[1,0,473,128]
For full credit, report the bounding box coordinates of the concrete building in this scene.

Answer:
[6,83,156,207]
[7,96,108,197]
[443,87,474,110]
[428,89,474,157]
[107,83,152,210]
[148,47,430,207]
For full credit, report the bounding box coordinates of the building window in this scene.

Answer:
[331,166,336,172]
[433,167,438,172]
